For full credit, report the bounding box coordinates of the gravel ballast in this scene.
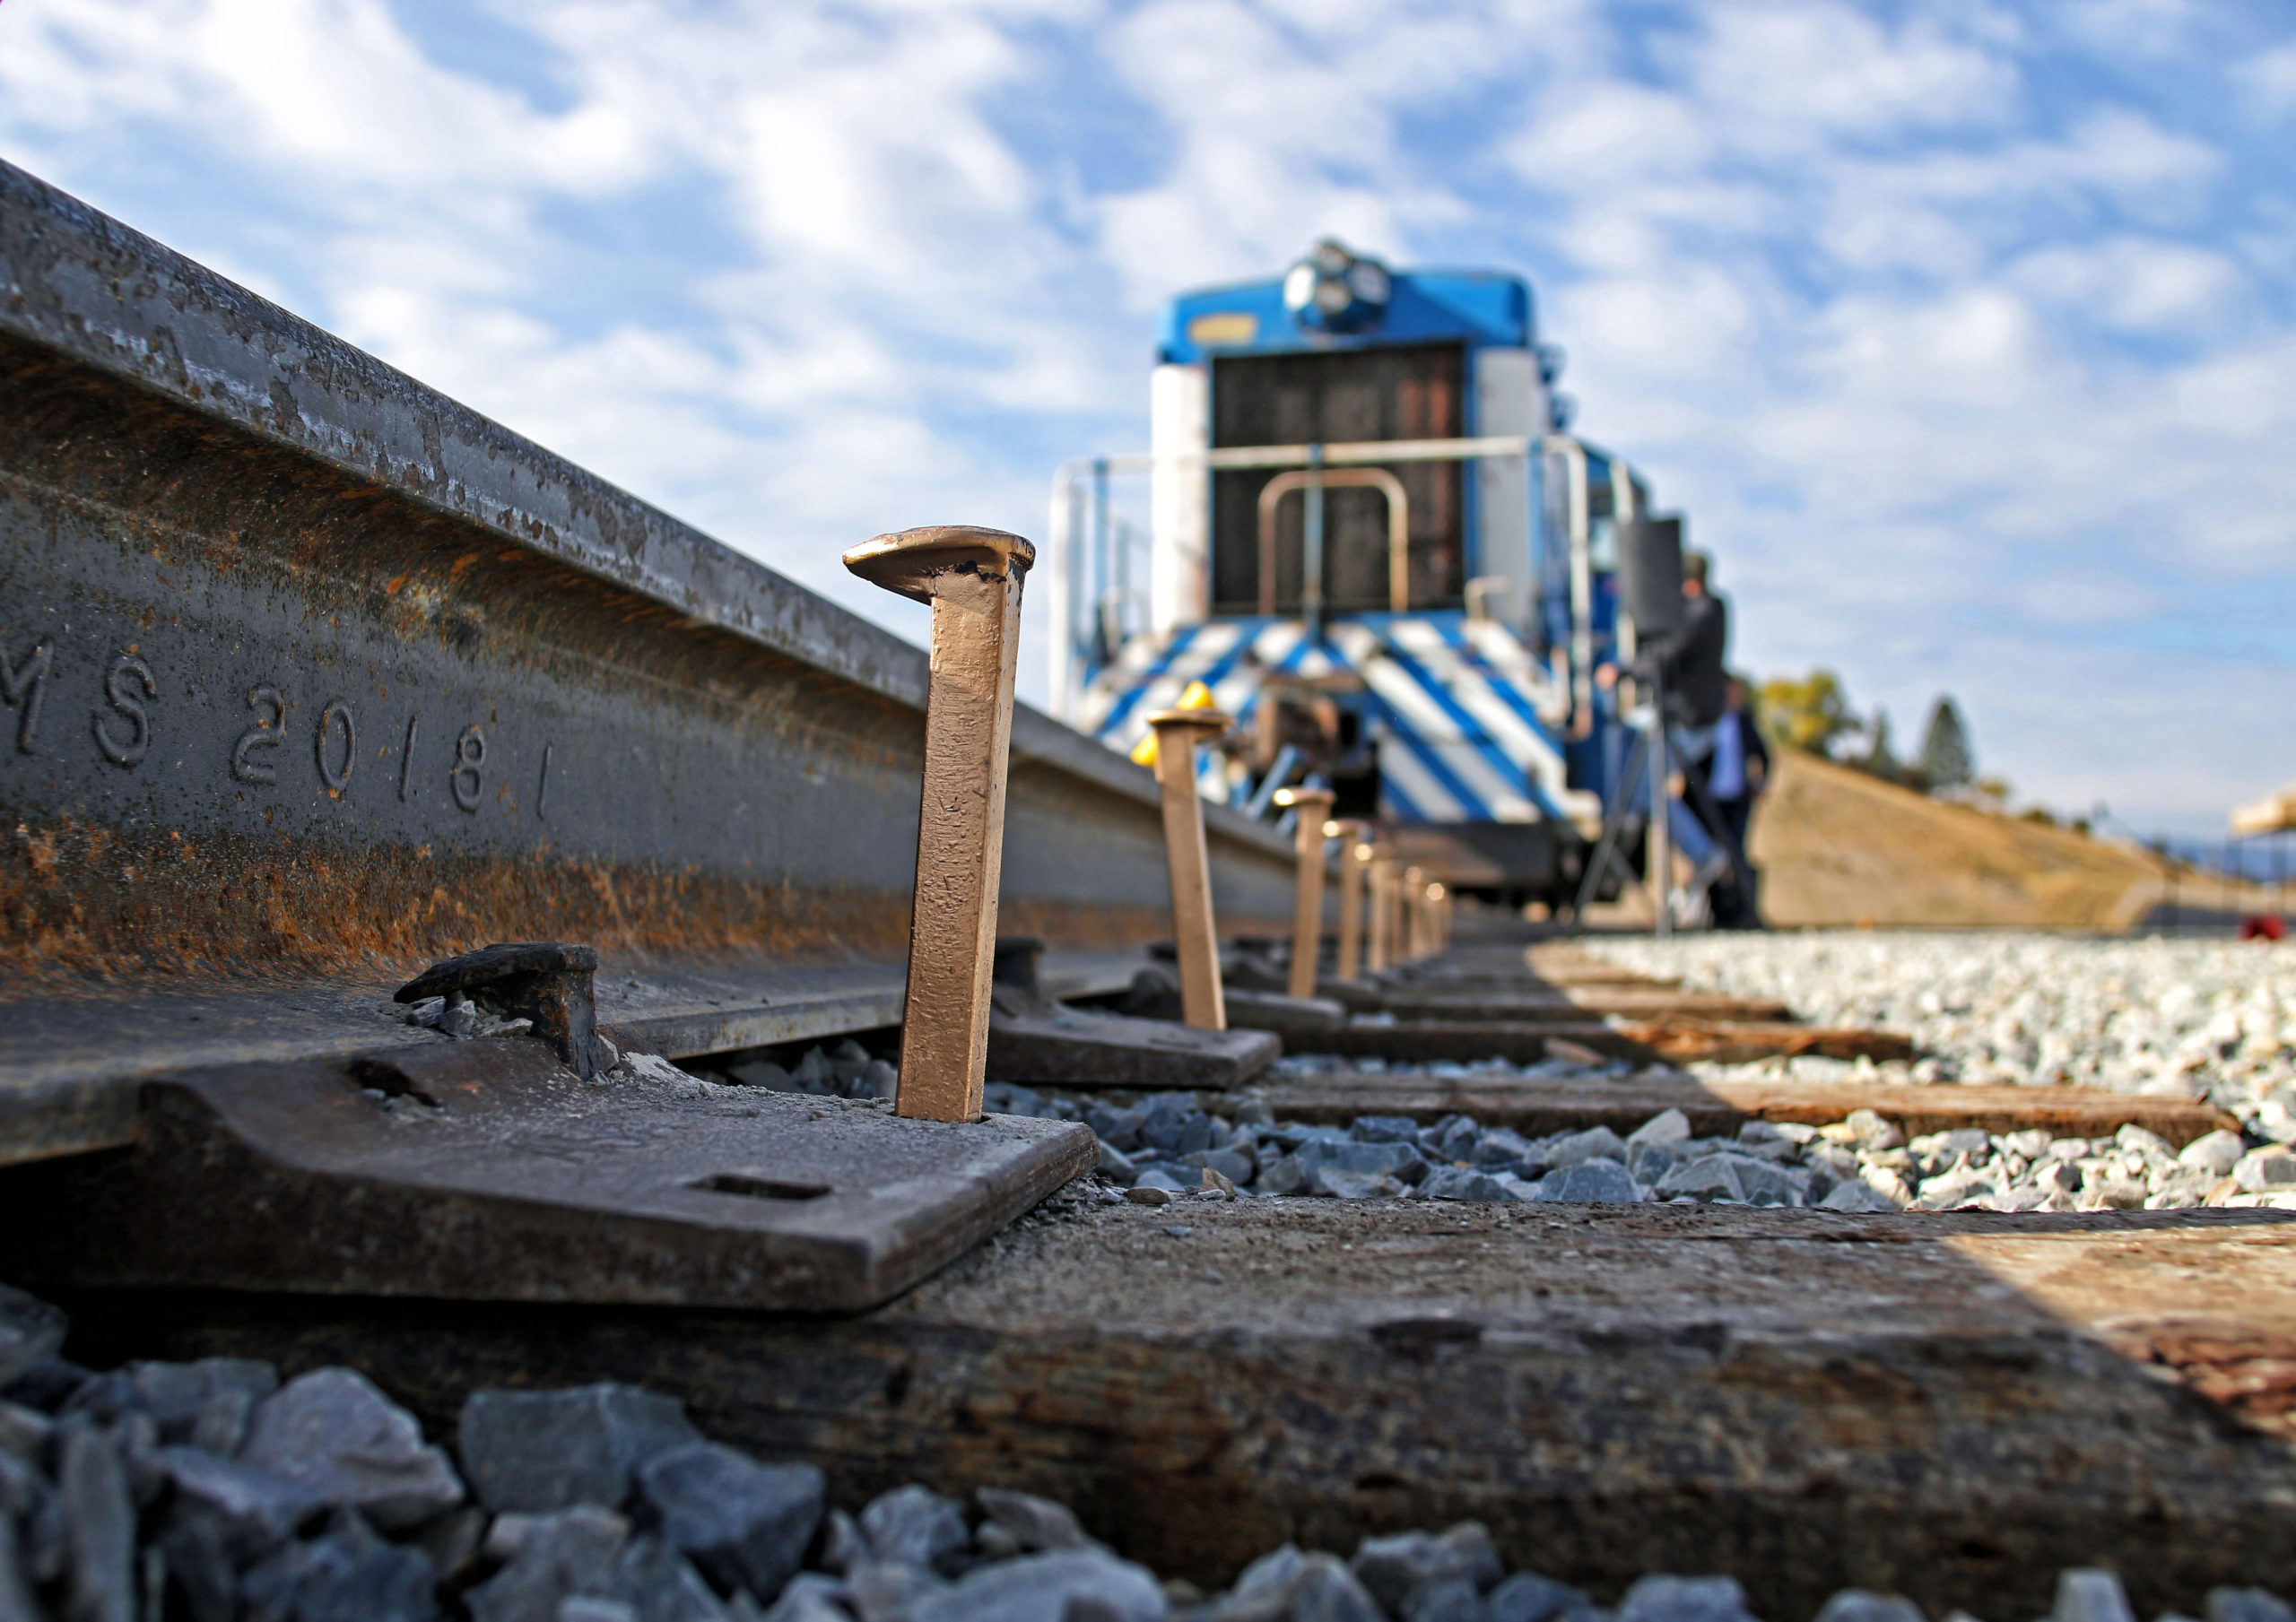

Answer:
[987,1077,2290,1214]
[1589,933,2296,1136]
[2,1278,2288,1622]
[686,993,2295,1214]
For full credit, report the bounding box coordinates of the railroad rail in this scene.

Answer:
[0,159,1299,1167]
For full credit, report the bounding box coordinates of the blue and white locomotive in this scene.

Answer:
[1045,240,1671,907]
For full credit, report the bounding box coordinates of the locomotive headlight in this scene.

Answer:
[1283,239,1394,331]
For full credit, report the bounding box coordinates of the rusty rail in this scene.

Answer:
[0,160,1298,1164]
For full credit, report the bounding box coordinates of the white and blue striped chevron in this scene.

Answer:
[1079,613,1571,824]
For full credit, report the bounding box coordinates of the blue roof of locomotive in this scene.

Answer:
[1157,266,1535,365]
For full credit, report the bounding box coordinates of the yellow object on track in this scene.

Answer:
[1130,681,1219,767]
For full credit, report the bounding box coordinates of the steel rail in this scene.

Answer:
[0,160,1300,1165]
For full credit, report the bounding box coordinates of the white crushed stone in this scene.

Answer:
[1588,932,2296,1147]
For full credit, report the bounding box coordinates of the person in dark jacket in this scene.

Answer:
[1636,551,1729,730]
[1616,551,1735,923]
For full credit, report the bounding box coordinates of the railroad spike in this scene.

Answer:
[844,525,1035,1123]
[1367,853,1396,975]
[1273,785,1335,999]
[1332,821,1373,983]
[1144,705,1235,1030]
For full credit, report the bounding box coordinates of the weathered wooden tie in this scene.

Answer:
[1257,1070,2238,1146]
[1358,935,1916,1065]
[1379,989,1796,1023]
[107,1201,2296,1622]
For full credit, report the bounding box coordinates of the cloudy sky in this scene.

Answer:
[4,0,2292,836]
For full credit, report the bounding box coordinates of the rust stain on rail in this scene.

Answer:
[0,814,1223,992]
[0,812,899,985]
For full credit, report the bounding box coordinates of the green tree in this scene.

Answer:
[1846,707,1935,789]
[1757,670,1859,757]
[1918,697,1974,791]
[1858,707,1899,776]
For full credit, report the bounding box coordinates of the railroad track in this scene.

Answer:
[0,160,1300,1148]
[3,161,2293,1622]
[36,934,2296,1617]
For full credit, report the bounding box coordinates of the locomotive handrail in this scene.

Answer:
[1046,432,1629,733]
[1205,435,1535,471]
[1255,466,1411,618]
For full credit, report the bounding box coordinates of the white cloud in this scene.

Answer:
[1477,3,2290,831]
[2057,0,2205,61]
[2008,236,2247,333]
[1,0,2290,832]
[1511,82,1711,181]
[2017,573,2160,625]
[1680,1,2020,154]
[1092,0,1420,299]
[2233,44,2296,116]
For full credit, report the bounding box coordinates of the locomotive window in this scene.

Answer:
[1209,343,1466,617]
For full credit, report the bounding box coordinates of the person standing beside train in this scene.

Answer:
[1642,550,1729,751]
[1700,674,1770,927]
[1620,551,1735,919]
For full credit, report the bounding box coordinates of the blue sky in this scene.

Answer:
[4,0,2293,836]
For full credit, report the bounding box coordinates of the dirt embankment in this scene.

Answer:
[1745,750,2167,929]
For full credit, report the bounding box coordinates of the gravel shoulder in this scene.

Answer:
[1590,932,2296,1130]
